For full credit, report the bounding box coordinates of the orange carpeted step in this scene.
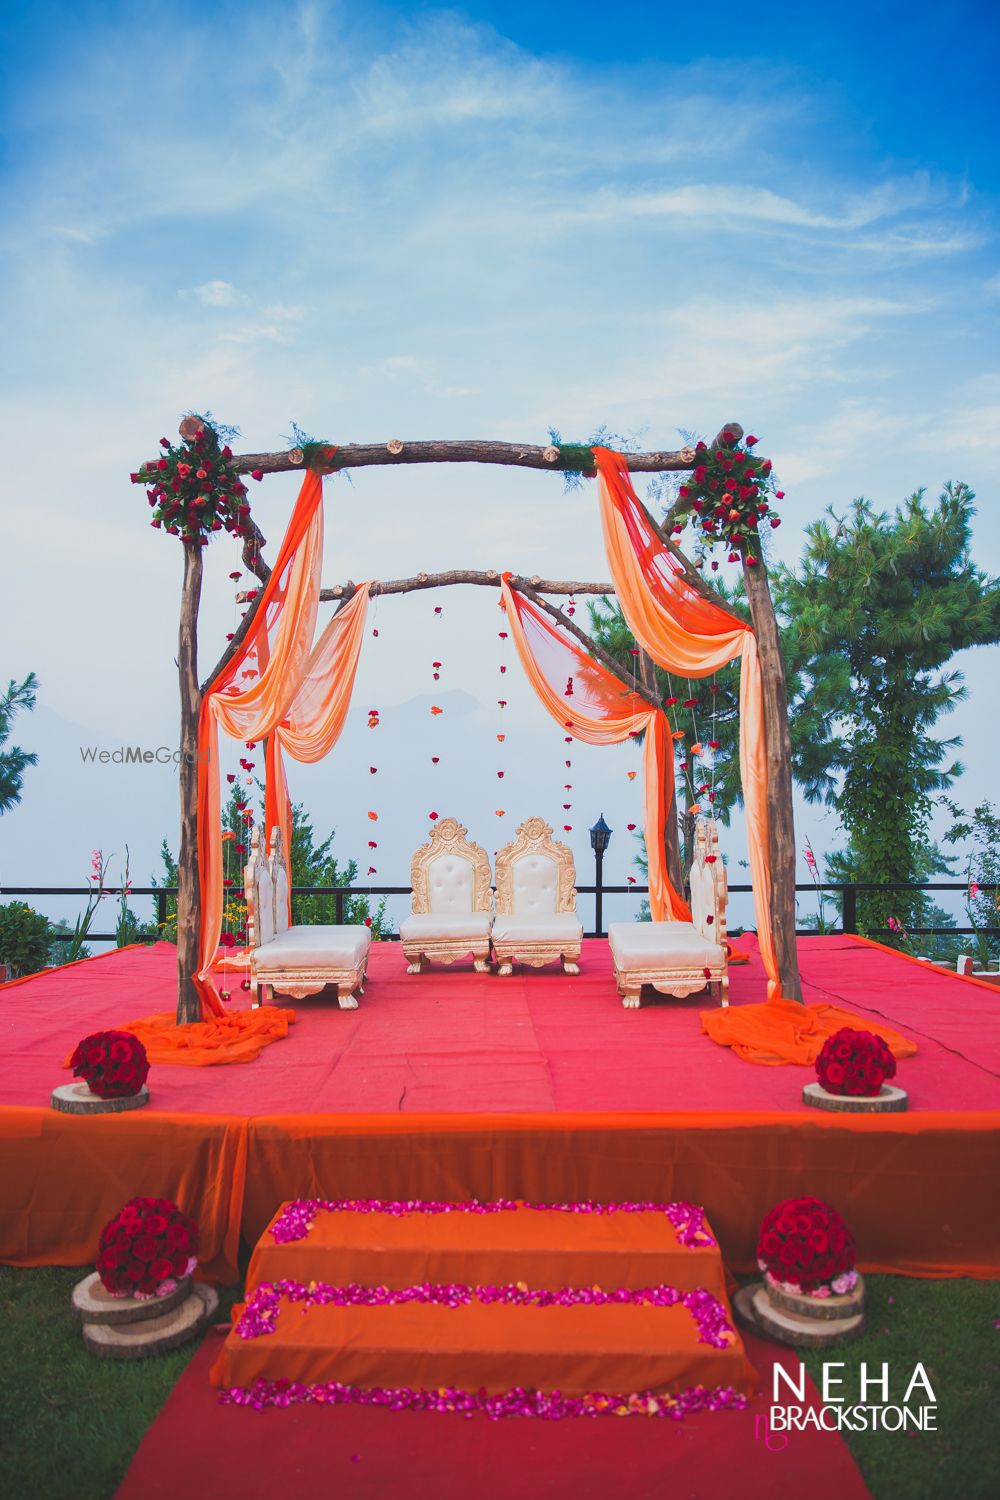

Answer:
[214,1200,756,1406]
[211,1295,756,1399]
[247,1201,728,1297]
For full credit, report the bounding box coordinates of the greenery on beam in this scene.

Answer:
[285,421,342,475]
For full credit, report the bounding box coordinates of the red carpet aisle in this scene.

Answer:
[116,1327,872,1500]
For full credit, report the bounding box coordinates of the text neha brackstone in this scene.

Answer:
[768,1361,938,1433]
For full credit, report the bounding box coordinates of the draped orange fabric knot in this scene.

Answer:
[592,447,780,1000]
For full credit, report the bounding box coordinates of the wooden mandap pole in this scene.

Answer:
[176,535,204,1025]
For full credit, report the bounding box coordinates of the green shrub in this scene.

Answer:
[0,901,52,978]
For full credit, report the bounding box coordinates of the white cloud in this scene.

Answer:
[189,280,247,308]
[912,375,1000,455]
[608,181,926,232]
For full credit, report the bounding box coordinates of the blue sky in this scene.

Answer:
[1,1,998,923]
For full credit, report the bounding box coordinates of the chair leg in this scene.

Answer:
[406,953,426,975]
[621,984,642,1009]
[473,957,489,974]
[338,987,360,1010]
[562,954,580,976]
[497,960,514,977]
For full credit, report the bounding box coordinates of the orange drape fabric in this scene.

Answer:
[264,585,372,924]
[700,999,918,1067]
[500,576,688,921]
[594,448,779,996]
[97,1007,297,1067]
[1,1106,996,1281]
[238,1112,1000,1281]
[195,470,328,1013]
[0,1106,246,1282]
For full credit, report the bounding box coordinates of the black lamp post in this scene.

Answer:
[590,815,613,937]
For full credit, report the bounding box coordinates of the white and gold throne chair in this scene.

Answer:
[491,816,584,976]
[399,817,494,973]
[243,826,371,1010]
[607,816,729,1009]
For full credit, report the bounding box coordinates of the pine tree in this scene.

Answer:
[154,788,392,939]
[772,485,1000,937]
[587,581,842,880]
[0,673,38,813]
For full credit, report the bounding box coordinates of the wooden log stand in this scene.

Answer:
[802,1082,908,1113]
[50,1082,149,1114]
[71,1272,193,1326]
[734,1274,865,1349]
[74,1280,218,1360]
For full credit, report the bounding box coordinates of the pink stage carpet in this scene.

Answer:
[2,937,998,1280]
[1,936,998,1114]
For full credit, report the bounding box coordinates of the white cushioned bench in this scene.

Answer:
[244,826,371,1009]
[608,818,729,1009]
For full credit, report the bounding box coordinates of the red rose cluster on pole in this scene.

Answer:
[132,423,252,544]
[672,430,782,554]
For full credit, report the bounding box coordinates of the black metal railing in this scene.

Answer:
[4,880,999,944]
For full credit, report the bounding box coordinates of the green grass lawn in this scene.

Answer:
[0,1267,240,1500]
[1,1267,996,1499]
[801,1274,1000,1500]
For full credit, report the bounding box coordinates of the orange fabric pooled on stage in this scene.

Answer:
[700,999,918,1067]
[63,1007,297,1068]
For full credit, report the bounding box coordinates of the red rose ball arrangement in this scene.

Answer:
[69,1030,149,1100]
[756,1196,857,1297]
[96,1197,200,1300]
[815,1027,897,1098]
[132,425,253,544]
[671,430,783,561]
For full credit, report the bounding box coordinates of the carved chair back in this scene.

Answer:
[495,816,578,918]
[688,817,728,946]
[268,826,291,934]
[410,817,493,917]
[244,825,276,950]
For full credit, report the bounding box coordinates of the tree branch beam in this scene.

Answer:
[318,571,616,604]
[229,439,701,478]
